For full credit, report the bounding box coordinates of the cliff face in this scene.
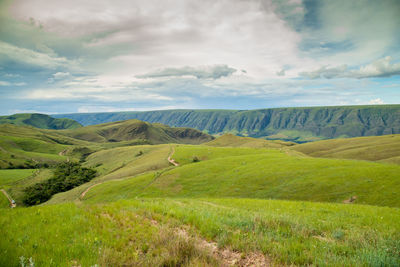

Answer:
[54,105,400,142]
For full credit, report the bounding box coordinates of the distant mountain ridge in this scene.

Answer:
[0,113,82,130]
[60,119,213,144]
[54,105,400,142]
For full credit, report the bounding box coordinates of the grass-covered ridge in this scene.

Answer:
[60,119,213,144]
[0,124,95,169]
[55,104,400,142]
[293,134,400,164]
[0,119,213,169]
[205,133,295,148]
[0,113,82,129]
[84,145,400,207]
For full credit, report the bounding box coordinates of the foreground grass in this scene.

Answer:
[84,145,400,207]
[0,202,219,267]
[1,198,398,266]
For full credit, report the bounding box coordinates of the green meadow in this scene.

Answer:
[1,198,399,266]
[0,123,399,266]
[84,145,400,207]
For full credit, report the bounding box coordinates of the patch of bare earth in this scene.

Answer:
[343,196,357,204]
[168,147,179,166]
[80,183,102,199]
[174,227,271,266]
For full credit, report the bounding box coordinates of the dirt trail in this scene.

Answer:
[148,218,271,267]
[58,149,68,156]
[167,147,179,166]
[80,183,101,199]
[1,189,16,208]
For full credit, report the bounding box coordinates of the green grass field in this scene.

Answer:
[0,201,221,267]
[0,169,37,188]
[293,134,400,163]
[0,191,10,208]
[83,145,400,207]
[46,144,173,204]
[1,126,400,266]
[6,169,53,205]
[1,198,398,266]
[205,133,295,148]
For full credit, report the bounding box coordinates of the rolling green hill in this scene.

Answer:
[0,119,213,169]
[205,133,296,148]
[293,134,400,164]
[54,105,400,142]
[60,119,213,144]
[83,145,400,207]
[0,113,82,129]
[0,124,93,169]
[1,132,399,265]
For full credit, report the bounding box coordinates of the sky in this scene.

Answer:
[0,0,399,115]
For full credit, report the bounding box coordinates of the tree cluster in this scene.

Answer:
[23,162,96,206]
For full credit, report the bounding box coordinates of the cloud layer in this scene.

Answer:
[0,0,399,114]
[136,65,237,80]
[301,57,400,79]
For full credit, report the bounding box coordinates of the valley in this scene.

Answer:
[0,115,399,266]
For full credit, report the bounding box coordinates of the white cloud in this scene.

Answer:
[0,81,11,86]
[77,105,181,113]
[136,65,237,80]
[53,72,70,79]
[9,0,307,79]
[4,73,21,78]
[0,80,26,86]
[368,98,384,105]
[0,41,72,69]
[301,57,400,79]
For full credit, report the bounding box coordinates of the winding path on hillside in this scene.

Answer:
[167,147,179,166]
[1,189,16,208]
[80,146,179,200]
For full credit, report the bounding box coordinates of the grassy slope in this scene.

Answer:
[2,132,400,266]
[0,113,82,129]
[0,169,37,188]
[7,169,53,205]
[0,201,220,267]
[47,144,172,204]
[84,145,400,207]
[0,169,37,207]
[0,119,212,169]
[0,124,99,169]
[205,133,295,148]
[1,199,398,266]
[0,192,9,208]
[293,134,400,164]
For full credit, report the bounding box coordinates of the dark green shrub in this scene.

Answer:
[23,162,96,206]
